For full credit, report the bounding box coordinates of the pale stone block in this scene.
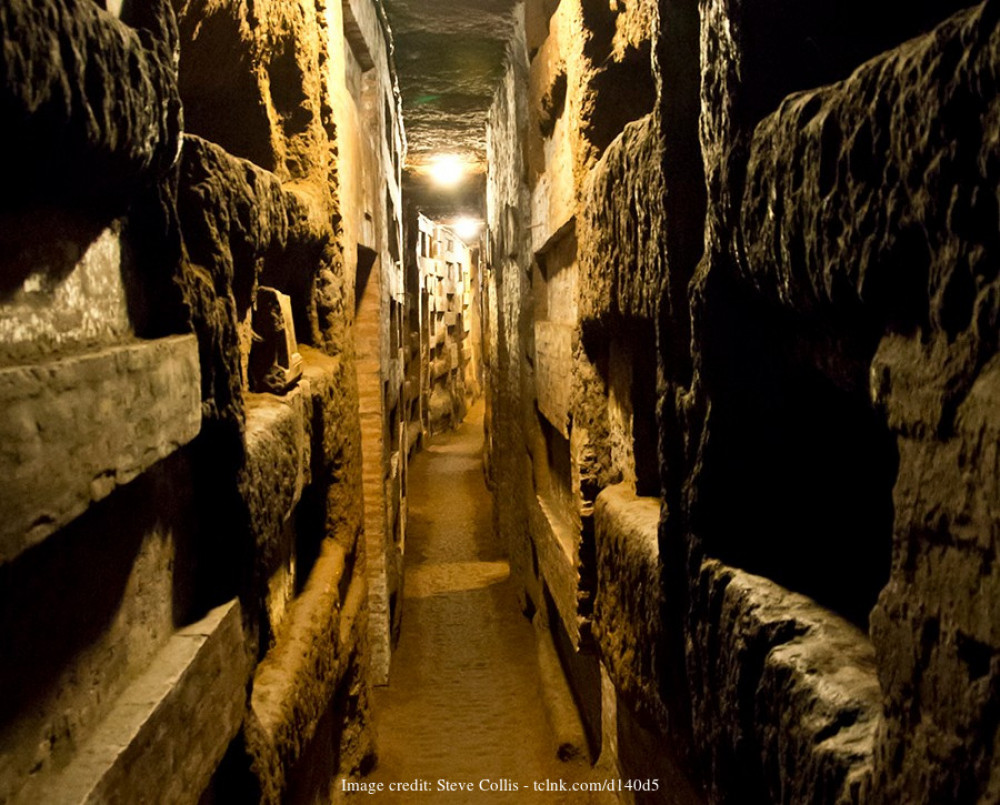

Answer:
[14,600,248,805]
[0,335,201,564]
[534,320,573,438]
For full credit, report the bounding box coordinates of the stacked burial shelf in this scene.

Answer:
[416,214,480,434]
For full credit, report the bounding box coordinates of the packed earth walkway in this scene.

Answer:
[356,402,615,804]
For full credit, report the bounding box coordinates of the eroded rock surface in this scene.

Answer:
[0,1,396,802]
[486,0,1000,803]
[737,4,1000,799]
[0,0,181,211]
[384,0,520,162]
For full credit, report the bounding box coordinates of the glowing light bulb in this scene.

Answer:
[429,154,464,187]
[454,217,481,241]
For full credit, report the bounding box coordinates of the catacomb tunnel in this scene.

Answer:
[2,0,1000,802]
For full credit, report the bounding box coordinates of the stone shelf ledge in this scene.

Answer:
[14,600,248,805]
[690,560,880,803]
[593,484,666,725]
[593,483,882,801]
[245,388,313,540]
[530,494,584,647]
[249,540,365,798]
[244,346,348,575]
[0,335,201,565]
[530,182,575,257]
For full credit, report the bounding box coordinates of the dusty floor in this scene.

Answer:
[351,401,617,804]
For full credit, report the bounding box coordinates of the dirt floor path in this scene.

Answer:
[352,401,616,804]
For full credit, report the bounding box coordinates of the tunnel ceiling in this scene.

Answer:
[383,0,518,171]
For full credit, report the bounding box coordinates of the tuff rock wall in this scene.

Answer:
[0,0,404,801]
[486,0,1000,802]
[413,214,483,435]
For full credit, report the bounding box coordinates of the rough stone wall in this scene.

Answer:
[735,4,1000,800]
[487,0,669,765]
[0,0,402,802]
[333,0,408,689]
[487,0,1000,801]
[415,214,482,434]
[485,7,537,630]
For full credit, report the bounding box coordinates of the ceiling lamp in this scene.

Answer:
[429,154,465,187]
[454,217,482,241]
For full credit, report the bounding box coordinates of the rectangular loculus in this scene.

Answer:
[250,286,303,393]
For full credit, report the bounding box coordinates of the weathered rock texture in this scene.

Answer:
[0,0,181,212]
[486,0,1000,801]
[414,214,482,434]
[593,484,665,727]
[383,0,520,164]
[687,563,880,804]
[0,0,404,801]
[0,336,200,564]
[12,601,250,805]
[5,0,1000,801]
[737,3,1000,800]
[335,0,409,687]
[486,0,677,769]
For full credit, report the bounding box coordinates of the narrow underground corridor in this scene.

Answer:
[3,0,1000,803]
[358,402,615,803]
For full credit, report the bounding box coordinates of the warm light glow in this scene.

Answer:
[429,154,465,187]
[454,217,482,241]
